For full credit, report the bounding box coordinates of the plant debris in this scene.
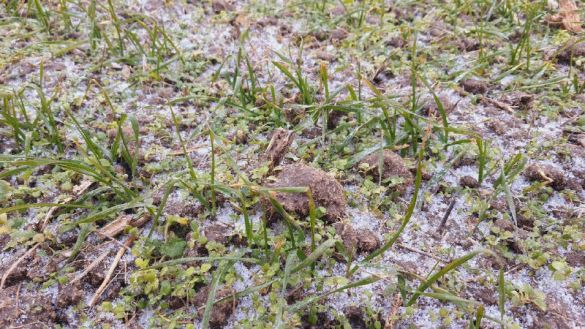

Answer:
[546,0,583,33]
[263,128,295,169]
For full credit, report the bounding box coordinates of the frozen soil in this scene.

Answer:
[0,0,584,328]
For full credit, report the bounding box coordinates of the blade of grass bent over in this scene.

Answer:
[406,249,487,306]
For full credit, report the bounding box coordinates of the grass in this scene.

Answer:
[0,0,583,328]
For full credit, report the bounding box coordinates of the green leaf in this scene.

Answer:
[288,276,380,313]
[160,237,187,258]
[201,260,231,329]
[291,239,336,273]
[406,249,488,306]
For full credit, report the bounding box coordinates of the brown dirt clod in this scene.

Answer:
[267,163,347,222]
[203,224,231,244]
[556,42,585,63]
[524,163,568,191]
[333,222,380,254]
[460,175,480,188]
[460,79,489,94]
[211,0,234,14]
[358,150,413,195]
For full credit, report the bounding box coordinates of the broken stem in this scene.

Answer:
[89,236,135,306]
[436,198,457,235]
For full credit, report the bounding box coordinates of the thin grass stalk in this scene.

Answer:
[209,128,217,216]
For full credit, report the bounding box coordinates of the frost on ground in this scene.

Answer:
[0,0,584,328]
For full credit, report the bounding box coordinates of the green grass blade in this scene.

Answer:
[275,253,296,328]
[201,260,231,329]
[291,238,336,273]
[76,198,143,224]
[0,203,92,214]
[288,276,380,313]
[149,256,259,269]
[406,249,486,306]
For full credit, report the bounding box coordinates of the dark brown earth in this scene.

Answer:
[524,163,568,191]
[333,222,380,254]
[267,163,347,222]
[194,286,238,328]
[358,150,414,195]
[460,78,489,94]
[556,41,585,64]
[0,285,57,327]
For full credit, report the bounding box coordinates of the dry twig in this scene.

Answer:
[384,294,403,329]
[89,236,135,306]
[69,244,112,285]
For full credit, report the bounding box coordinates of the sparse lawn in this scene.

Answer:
[0,1,584,328]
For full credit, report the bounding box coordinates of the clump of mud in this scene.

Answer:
[460,79,488,94]
[420,94,456,117]
[267,163,347,222]
[460,175,479,188]
[333,222,380,253]
[524,163,567,191]
[556,42,585,64]
[358,150,413,194]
